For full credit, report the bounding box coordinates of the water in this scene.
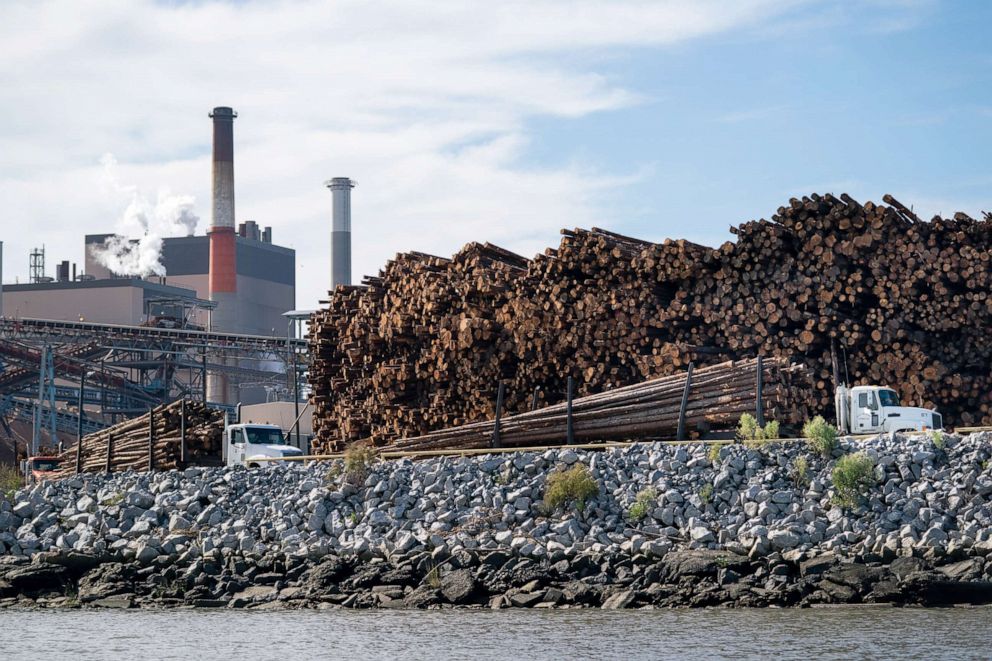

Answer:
[4,606,990,661]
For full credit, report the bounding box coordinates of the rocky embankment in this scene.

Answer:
[2,433,992,610]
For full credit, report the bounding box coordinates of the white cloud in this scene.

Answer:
[0,0,808,308]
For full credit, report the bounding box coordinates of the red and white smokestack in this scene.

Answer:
[208,106,238,332]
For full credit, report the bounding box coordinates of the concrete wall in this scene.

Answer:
[3,285,142,324]
[1,280,202,325]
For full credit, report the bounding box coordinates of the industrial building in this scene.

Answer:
[82,222,295,336]
[1,277,207,327]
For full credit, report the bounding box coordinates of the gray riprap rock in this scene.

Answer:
[769,530,800,550]
[690,526,714,543]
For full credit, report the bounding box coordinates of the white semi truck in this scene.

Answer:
[223,421,305,468]
[835,384,943,435]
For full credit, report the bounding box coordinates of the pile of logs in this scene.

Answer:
[309,193,992,452]
[55,400,224,476]
[392,358,812,452]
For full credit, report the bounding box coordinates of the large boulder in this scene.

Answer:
[5,564,69,595]
[307,556,346,592]
[78,563,136,603]
[664,550,748,579]
[440,568,476,604]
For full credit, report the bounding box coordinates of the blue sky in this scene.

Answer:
[0,1,989,309]
[524,1,992,245]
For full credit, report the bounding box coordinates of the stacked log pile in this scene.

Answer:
[392,358,812,451]
[55,400,224,476]
[309,193,992,452]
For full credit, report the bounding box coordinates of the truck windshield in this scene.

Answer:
[878,390,900,407]
[245,428,286,445]
[31,459,60,472]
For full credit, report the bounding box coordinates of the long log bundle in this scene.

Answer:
[309,193,992,452]
[55,400,224,476]
[392,358,811,451]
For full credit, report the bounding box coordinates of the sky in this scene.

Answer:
[1,0,990,310]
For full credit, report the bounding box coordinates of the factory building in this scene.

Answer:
[82,224,295,337]
[1,278,207,326]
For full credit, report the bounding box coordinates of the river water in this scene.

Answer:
[5,606,990,660]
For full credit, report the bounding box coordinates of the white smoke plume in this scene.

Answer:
[91,153,199,277]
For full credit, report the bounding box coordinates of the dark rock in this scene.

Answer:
[903,571,992,606]
[35,551,109,574]
[823,563,883,592]
[253,572,284,585]
[308,557,346,590]
[799,554,837,577]
[562,579,598,605]
[601,589,637,609]
[404,585,442,609]
[378,565,416,586]
[869,579,903,603]
[480,551,512,571]
[664,550,748,579]
[718,568,741,585]
[889,556,926,580]
[440,569,476,604]
[938,558,982,581]
[5,564,69,594]
[508,591,544,607]
[78,563,136,603]
[90,595,135,609]
[818,580,857,603]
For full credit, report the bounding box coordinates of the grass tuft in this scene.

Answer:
[627,487,658,522]
[544,464,599,512]
[790,456,810,487]
[343,445,378,485]
[0,464,21,501]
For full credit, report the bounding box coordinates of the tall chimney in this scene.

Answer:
[325,177,354,289]
[207,106,238,405]
[208,106,238,330]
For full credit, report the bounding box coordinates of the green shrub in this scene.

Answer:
[803,416,838,458]
[790,456,809,487]
[831,452,876,509]
[627,487,658,522]
[737,414,759,442]
[343,445,378,485]
[0,464,21,500]
[545,464,599,511]
[737,414,780,445]
[707,444,722,463]
[930,429,945,450]
[699,483,714,505]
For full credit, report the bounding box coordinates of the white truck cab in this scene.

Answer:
[223,422,305,468]
[835,384,943,435]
